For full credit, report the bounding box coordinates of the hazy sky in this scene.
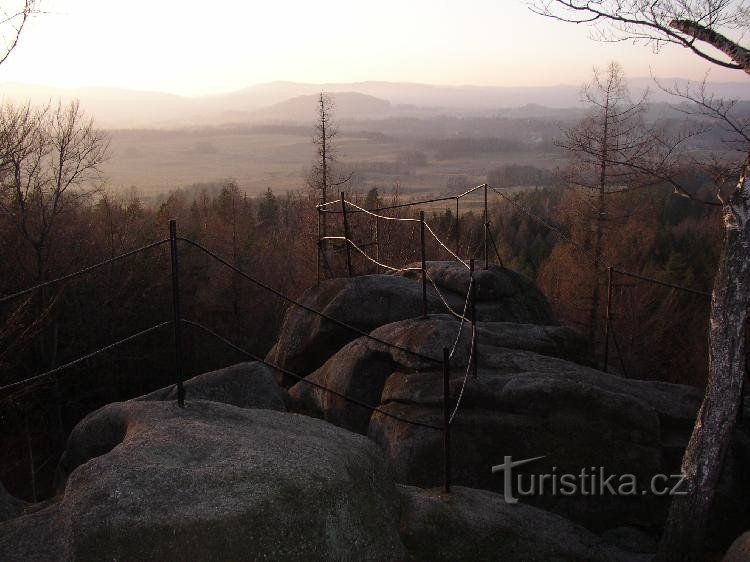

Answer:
[0,0,743,96]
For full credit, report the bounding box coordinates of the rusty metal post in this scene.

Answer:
[375,216,381,275]
[455,197,460,251]
[420,210,427,319]
[341,192,352,277]
[443,346,451,493]
[470,258,478,379]
[603,266,613,372]
[484,183,489,270]
[316,206,321,285]
[24,407,36,502]
[169,219,185,407]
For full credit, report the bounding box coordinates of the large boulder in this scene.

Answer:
[0,483,25,523]
[724,531,750,562]
[393,261,556,324]
[135,361,286,412]
[397,485,637,561]
[268,263,558,386]
[266,274,448,384]
[288,315,590,434]
[287,313,749,538]
[1,400,406,561]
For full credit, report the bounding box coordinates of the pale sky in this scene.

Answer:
[0,0,743,96]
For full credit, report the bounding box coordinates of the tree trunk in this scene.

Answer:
[656,156,750,561]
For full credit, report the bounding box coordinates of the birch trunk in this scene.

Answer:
[656,154,750,561]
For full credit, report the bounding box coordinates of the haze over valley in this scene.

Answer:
[3,78,746,197]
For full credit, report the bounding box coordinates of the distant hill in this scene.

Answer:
[251,92,393,123]
[0,78,747,128]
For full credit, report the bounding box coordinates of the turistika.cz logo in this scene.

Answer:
[491,456,688,504]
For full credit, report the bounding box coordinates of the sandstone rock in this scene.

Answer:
[265,275,448,384]
[135,361,286,412]
[268,263,560,386]
[2,400,406,561]
[600,527,656,555]
[393,261,556,324]
[397,484,639,561]
[0,482,25,523]
[283,312,744,534]
[724,530,750,562]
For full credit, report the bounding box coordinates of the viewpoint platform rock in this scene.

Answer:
[288,314,750,539]
[0,400,406,561]
[266,262,555,385]
[398,485,638,562]
[135,361,286,412]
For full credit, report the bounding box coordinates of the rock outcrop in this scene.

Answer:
[393,261,556,324]
[0,483,25,523]
[267,263,557,385]
[287,313,750,538]
[1,400,406,561]
[135,361,286,412]
[398,485,638,561]
[724,530,750,562]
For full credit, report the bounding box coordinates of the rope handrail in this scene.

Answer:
[341,199,421,222]
[455,183,485,199]
[318,183,487,215]
[611,268,711,298]
[322,236,423,274]
[178,237,442,365]
[0,239,170,305]
[316,198,342,208]
[424,269,468,322]
[320,195,456,214]
[183,319,443,431]
[0,321,172,394]
[448,277,473,359]
[423,220,470,269]
[449,323,476,425]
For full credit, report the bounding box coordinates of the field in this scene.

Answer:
[103,125,568,200]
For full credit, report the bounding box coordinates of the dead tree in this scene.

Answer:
[560,61,654,347]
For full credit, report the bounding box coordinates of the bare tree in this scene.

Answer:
[0,100,109,283]
[309,93,335,209]
[0,0,37,65]
[531,2,750,560]
[561,61,654,346]
[0,100,108,368]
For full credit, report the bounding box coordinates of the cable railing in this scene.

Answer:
[0,182,717,498]
[0,220,471,491]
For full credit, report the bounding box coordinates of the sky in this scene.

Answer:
[0,0,743,96]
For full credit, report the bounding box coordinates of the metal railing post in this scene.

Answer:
[603,266,613,373]
[341,192,353,277]
[455,197,460,251]
[420,210,427,319]
[169,219,186,407]
[375,216,381,275]
[443,346,451,493]
[484,183,489,270]
[470,258,478,379]
[316,206,321,285]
